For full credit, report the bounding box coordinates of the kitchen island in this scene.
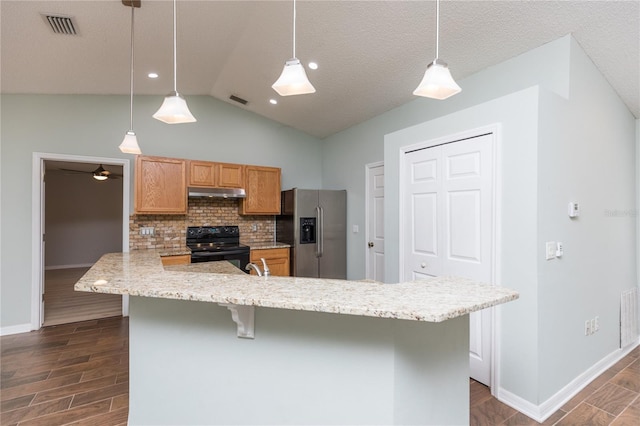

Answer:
[75,251,518,425]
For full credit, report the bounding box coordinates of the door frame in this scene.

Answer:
[31,152,131,330]
[398,124,503,393]
[365,161,384,281]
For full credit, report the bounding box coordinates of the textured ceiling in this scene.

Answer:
[1,0,638,139]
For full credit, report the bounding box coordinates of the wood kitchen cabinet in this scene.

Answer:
[240,165,281,215]
[160,254,191,266]
[188,161,244,189]
[250,247,290,276]
[135,156,187,214]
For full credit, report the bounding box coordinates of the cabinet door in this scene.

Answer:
[189,161,217,187]
[161,254,191,266]
[218,163,244,188]
[135,156,187,214]
[250,248,290,276]
[241,166,281,215]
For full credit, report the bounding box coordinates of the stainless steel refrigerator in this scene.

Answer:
[276,189,347,279]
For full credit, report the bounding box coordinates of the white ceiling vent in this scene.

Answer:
[41,13,78,35]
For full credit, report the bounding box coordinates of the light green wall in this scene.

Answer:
[536,38,637,401]
[321,33,637,411]
[0,94,322,328]
[322,36,572,281]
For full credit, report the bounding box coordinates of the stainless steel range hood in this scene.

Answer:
[188,187,246,199]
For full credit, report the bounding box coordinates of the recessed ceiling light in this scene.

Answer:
[308,62,318,70]
[269,99,278,105]
[148,72,159,79]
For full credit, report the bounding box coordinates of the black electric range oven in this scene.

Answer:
[186,226,250,273]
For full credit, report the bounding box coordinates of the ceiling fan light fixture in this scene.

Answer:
[272,58,316,96]
[92,165,109,181]
[413,59,461,100]
[414,0,461,100]
[152,91,196,123]
[119,131,142,154]
[153,0,196,123]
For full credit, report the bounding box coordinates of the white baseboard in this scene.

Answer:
[0,323,33,336]
[45,263,94,270]
[496,340,640,423]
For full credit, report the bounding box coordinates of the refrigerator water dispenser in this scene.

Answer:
[300,217,316,244]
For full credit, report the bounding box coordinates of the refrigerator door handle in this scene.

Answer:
[318,206,324,258]
[315,206,321,257]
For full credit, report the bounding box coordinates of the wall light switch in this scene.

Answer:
[568,202,579,218]
[352,225,359,233]
[555,242,563,257]
[546,242,557,260]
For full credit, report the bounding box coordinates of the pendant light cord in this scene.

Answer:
[292,0,297,59]
[435,0,440,59]
[129,4,135,131]
[173,0,178,93]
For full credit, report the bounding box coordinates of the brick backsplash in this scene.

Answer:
[130,198,275,250]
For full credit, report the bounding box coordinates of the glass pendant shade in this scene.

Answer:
[153,91,197,124]
[119,131,142,155]
[272,58,316,96]
[413,59,461,100]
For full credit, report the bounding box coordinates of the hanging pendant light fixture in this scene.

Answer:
[119,2,142,154]
[153,0,196,123]
[272,0,315,96]
[413,0,461,100]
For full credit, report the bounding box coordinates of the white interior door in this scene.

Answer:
[403,133,494,385]
[366,164,385,281]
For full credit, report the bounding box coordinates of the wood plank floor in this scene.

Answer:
[1,316,638,425]
[44,268,121,326]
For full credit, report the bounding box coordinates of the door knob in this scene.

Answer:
[421,262,426,268]
[368,241,374,248]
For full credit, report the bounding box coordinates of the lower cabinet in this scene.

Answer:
[160,254,191,266]
[250,248,290,276]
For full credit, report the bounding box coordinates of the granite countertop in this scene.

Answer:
[75,251,518,323]
[248,242,291,250]
[163,261,246,275]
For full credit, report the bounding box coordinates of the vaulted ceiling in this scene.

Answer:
[2,1,638,138]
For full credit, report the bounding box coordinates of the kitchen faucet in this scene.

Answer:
[245,263,262,276]
[245,258,270,277]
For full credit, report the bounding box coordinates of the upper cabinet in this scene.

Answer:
[240,165,281,215]
[188,161,244,189]
[135,156,187,215]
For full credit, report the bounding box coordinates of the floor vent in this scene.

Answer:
[41,14,78,35]
[620,287,639,348]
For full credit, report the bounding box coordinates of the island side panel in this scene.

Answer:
[128,296,470,425]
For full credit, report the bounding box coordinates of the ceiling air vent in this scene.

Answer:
[41,13,78,35]
[229,95,248,106]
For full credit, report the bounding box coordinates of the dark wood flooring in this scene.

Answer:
[1,316,638,425]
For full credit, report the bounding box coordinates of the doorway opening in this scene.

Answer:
[31,153,130,329]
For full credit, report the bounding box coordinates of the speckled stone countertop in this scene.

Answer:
[248,242,291,250]
[156,247,191,256]
[75,251,518,323]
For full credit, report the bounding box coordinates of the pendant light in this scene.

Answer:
[272,0,315,96]
[153,0,196,123]
[413,0,461,100]
[118,3,142,155]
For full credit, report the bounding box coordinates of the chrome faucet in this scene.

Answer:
[260,258,270,277]
[245,263,262,276]
[245,258,270,277]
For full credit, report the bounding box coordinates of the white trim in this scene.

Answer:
[496,341,640,423]
[365,161,384,281]
[31,152,131,330]
[398,123,502,389]
[0,323,32,336]
[45,263,95,270]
